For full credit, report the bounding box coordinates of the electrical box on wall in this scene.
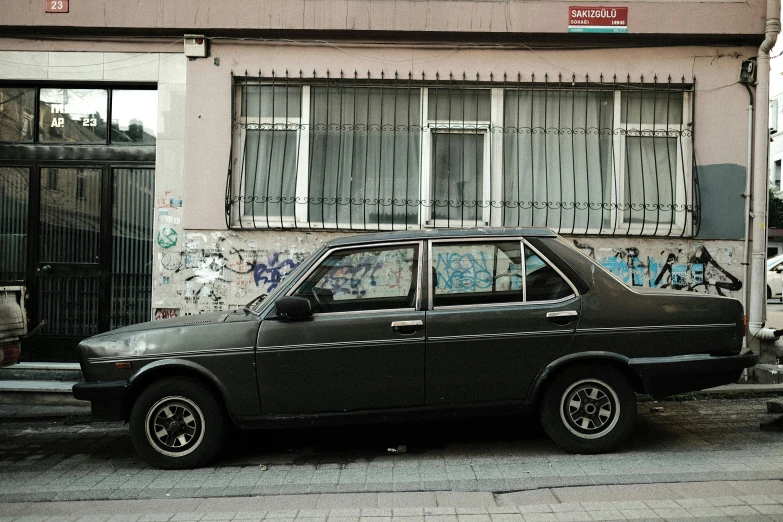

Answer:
[739,59,756,84]
[184,35,208,58]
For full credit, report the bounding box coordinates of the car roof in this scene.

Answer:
[768,254,783,269]
[325,227,557,247]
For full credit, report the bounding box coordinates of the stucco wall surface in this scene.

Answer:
[183,42,756,231]
[0,0,766,36]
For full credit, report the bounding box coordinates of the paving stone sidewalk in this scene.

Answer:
[4,481,783,521]
[2,398,783,504]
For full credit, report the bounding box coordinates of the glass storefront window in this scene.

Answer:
[111,90,157,144]
[39,88,108,143]
[0,88,35,142]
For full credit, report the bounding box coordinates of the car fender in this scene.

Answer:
[126,358,231,415]
[525,351,637,405]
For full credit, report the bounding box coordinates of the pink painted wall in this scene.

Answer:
[0,0,766,36]
[183,42,756,229]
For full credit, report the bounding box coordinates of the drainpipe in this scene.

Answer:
[748,0,781,345]
[743,85,753,345]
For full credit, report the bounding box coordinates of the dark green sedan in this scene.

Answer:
[73,228,755,468]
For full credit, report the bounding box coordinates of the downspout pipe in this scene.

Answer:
[742,83,753,346]
[749,0,781,345]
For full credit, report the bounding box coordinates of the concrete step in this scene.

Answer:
[0,362,83,382]
[0,379,84,406]
[754,363,783,384]
[0,362,84,407]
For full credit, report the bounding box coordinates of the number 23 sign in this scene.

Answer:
[45,0,69,13]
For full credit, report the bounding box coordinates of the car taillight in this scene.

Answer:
[0,343,20,367]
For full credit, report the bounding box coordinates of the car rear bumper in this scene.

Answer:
[72,380,128,421]
[629,352,758,398]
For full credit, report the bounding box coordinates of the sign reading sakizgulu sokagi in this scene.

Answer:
[568,6,628,33]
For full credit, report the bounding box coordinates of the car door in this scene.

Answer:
[255,241,425,414]
[425,238,580,405]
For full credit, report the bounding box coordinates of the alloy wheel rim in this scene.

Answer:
[145,396,205,457]
[559,378,620,440]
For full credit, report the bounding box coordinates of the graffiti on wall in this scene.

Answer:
[152,221,745,317]
[573,240,742,296]
[154,232,316,316]
[153,308,179,320]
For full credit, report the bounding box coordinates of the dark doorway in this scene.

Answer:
[0,83,157,362]
[0,162,154,361]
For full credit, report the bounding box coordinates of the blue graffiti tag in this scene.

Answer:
[253,254,299,291]
[435,251,493,293]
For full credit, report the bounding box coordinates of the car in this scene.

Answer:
[768,254,783,300]
[73,228,756,469]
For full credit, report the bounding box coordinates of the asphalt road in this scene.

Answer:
[1,397,783,503]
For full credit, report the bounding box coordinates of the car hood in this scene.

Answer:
[90,311,235,338]
[78,310,260,362]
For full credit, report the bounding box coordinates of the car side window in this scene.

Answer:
[291,244,419,313]
[524,247,574,302]
[432,241,524,307]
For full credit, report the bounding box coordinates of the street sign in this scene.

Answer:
[568,6,627,33]
[45,0,69,13]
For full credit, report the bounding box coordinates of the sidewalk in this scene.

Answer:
[2,481,783,521]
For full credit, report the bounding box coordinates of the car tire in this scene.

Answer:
[129,377,226,469]
[539,365,636,454]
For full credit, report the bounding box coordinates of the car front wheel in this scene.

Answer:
[539,365,636,454]
[129,377,226,469]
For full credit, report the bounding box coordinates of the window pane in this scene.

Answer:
[243,129,298,222]
[39,168,101,263]
[621,91,683,125]
[292,245,418,313]
[502,89,614,231]
[111,90,157,144]
[0,167,29,280]
[0,87,35,142]
[242,85,301,118]
[111,168,154,329]
[39,88,108,143]
[433,242,523,307]
[624,136,678,225]
[309,87,421,228]
[431,132,484,225]
[428,88,491,122]
[525,249,572,301]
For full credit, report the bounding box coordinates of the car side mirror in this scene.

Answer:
[275,296,313,320]
[776,266,783,273]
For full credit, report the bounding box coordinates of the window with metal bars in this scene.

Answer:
[227,72,696,236]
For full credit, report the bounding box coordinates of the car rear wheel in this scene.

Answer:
[129,377,226,469]
[539,365,636,454]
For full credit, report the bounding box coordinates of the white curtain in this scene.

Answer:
[242,129,298,223]
[308,87,421,229]
[502,89,614,232]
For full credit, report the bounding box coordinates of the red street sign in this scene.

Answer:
[45,0,69,13]
[569,6,628,33]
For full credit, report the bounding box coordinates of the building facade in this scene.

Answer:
[0,0,767,361]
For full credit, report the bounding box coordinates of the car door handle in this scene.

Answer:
[391,320,423,334]
[546,311,579,325]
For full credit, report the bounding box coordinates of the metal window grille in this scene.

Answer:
[227,71,697,236]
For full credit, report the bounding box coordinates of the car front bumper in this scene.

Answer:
[72,380,129,421]
[629,352,758,398]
